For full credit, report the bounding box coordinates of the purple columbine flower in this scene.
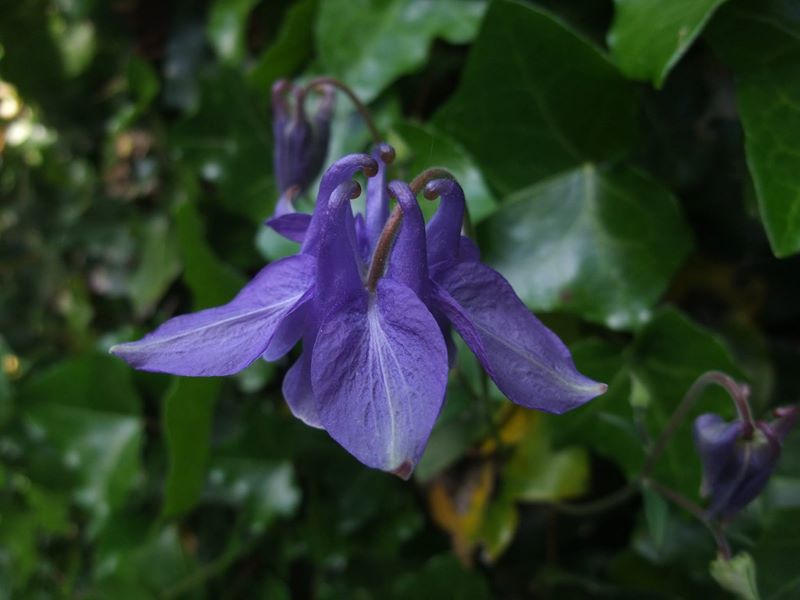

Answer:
[271,79,334,218]
[112,147,606,477]
[694,405,798,519]
[269,160,607,415]
[111,153,448,476]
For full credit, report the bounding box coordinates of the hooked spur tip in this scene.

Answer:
[348,181,362,199]
[423,182,441,201]
[363,159,380,178]
[377,143,396,165]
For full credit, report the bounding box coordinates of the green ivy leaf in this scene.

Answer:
[171,68,275,223]
[93,522,196,599]
[207,0,260,63]
[752,508,800,598]
[436,0,638,195]
[161,377,220,519]
[608,0,729,87]
[248,0,316,95]
[707,0,800,257]
[392,121,497,223]
[126,216,182,318]
[206,458,301,534]
[504,414,590,502]
[316,0,487,102]
[19,355,142,530]
[551,339,643,477]
[174,200,245,309]
[479,165,692,329]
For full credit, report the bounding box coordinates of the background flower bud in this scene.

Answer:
[694,406,798,519]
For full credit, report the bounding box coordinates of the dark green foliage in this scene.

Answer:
[2,0,800,597]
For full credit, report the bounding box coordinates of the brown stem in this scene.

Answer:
[300,76,381,144]
[365,206,402,292]
[643,371,754,476]
[409,167,455,195]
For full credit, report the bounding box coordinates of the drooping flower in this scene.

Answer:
[694,405,798,519]
[271,79,334,218]
[273,164,608,415]
[112,140,606,476]
[111,153,450,475]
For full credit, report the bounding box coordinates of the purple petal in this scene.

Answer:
[266,212,311,244]
[282,338,322,428]
[693,414,782,518]
[459,236,480,263]
[301,154,377,256]
[315,181,363,306]
[311,279,448,475]
[110,254,314,376]
[693,414,745,500]
[435,261,606,413]
[386,180,428,297]
[766,405,798,442]
[354,213,371,264]
[365,144,393,252]
[426,179,465,268]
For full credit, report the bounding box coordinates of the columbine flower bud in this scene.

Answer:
[694,406,798,519]
[272,79,334,208]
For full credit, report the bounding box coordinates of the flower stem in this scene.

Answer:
[409,167,455,195]
[643,371,754,476]
[553,370,752,517]
[300,76,382,144]
[365,206,402,292]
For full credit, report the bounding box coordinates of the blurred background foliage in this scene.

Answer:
[1,0,800,597]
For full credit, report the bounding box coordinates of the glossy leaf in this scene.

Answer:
[480,165,693,329]
[503,411,589,502]
[393,121,497,223]
[316,0,487,102]
[248,0,316,95]
[170,68,275,223]
[207,0,260,63]
[549,339,643,476]
[19,355,142,527]
[206,458,301,533]
[126,216,181,318]
[436,0,638,194]
[161,377,220,518]
[608,0,728,87]
[174,200,245,309]
[708,0,800,257]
